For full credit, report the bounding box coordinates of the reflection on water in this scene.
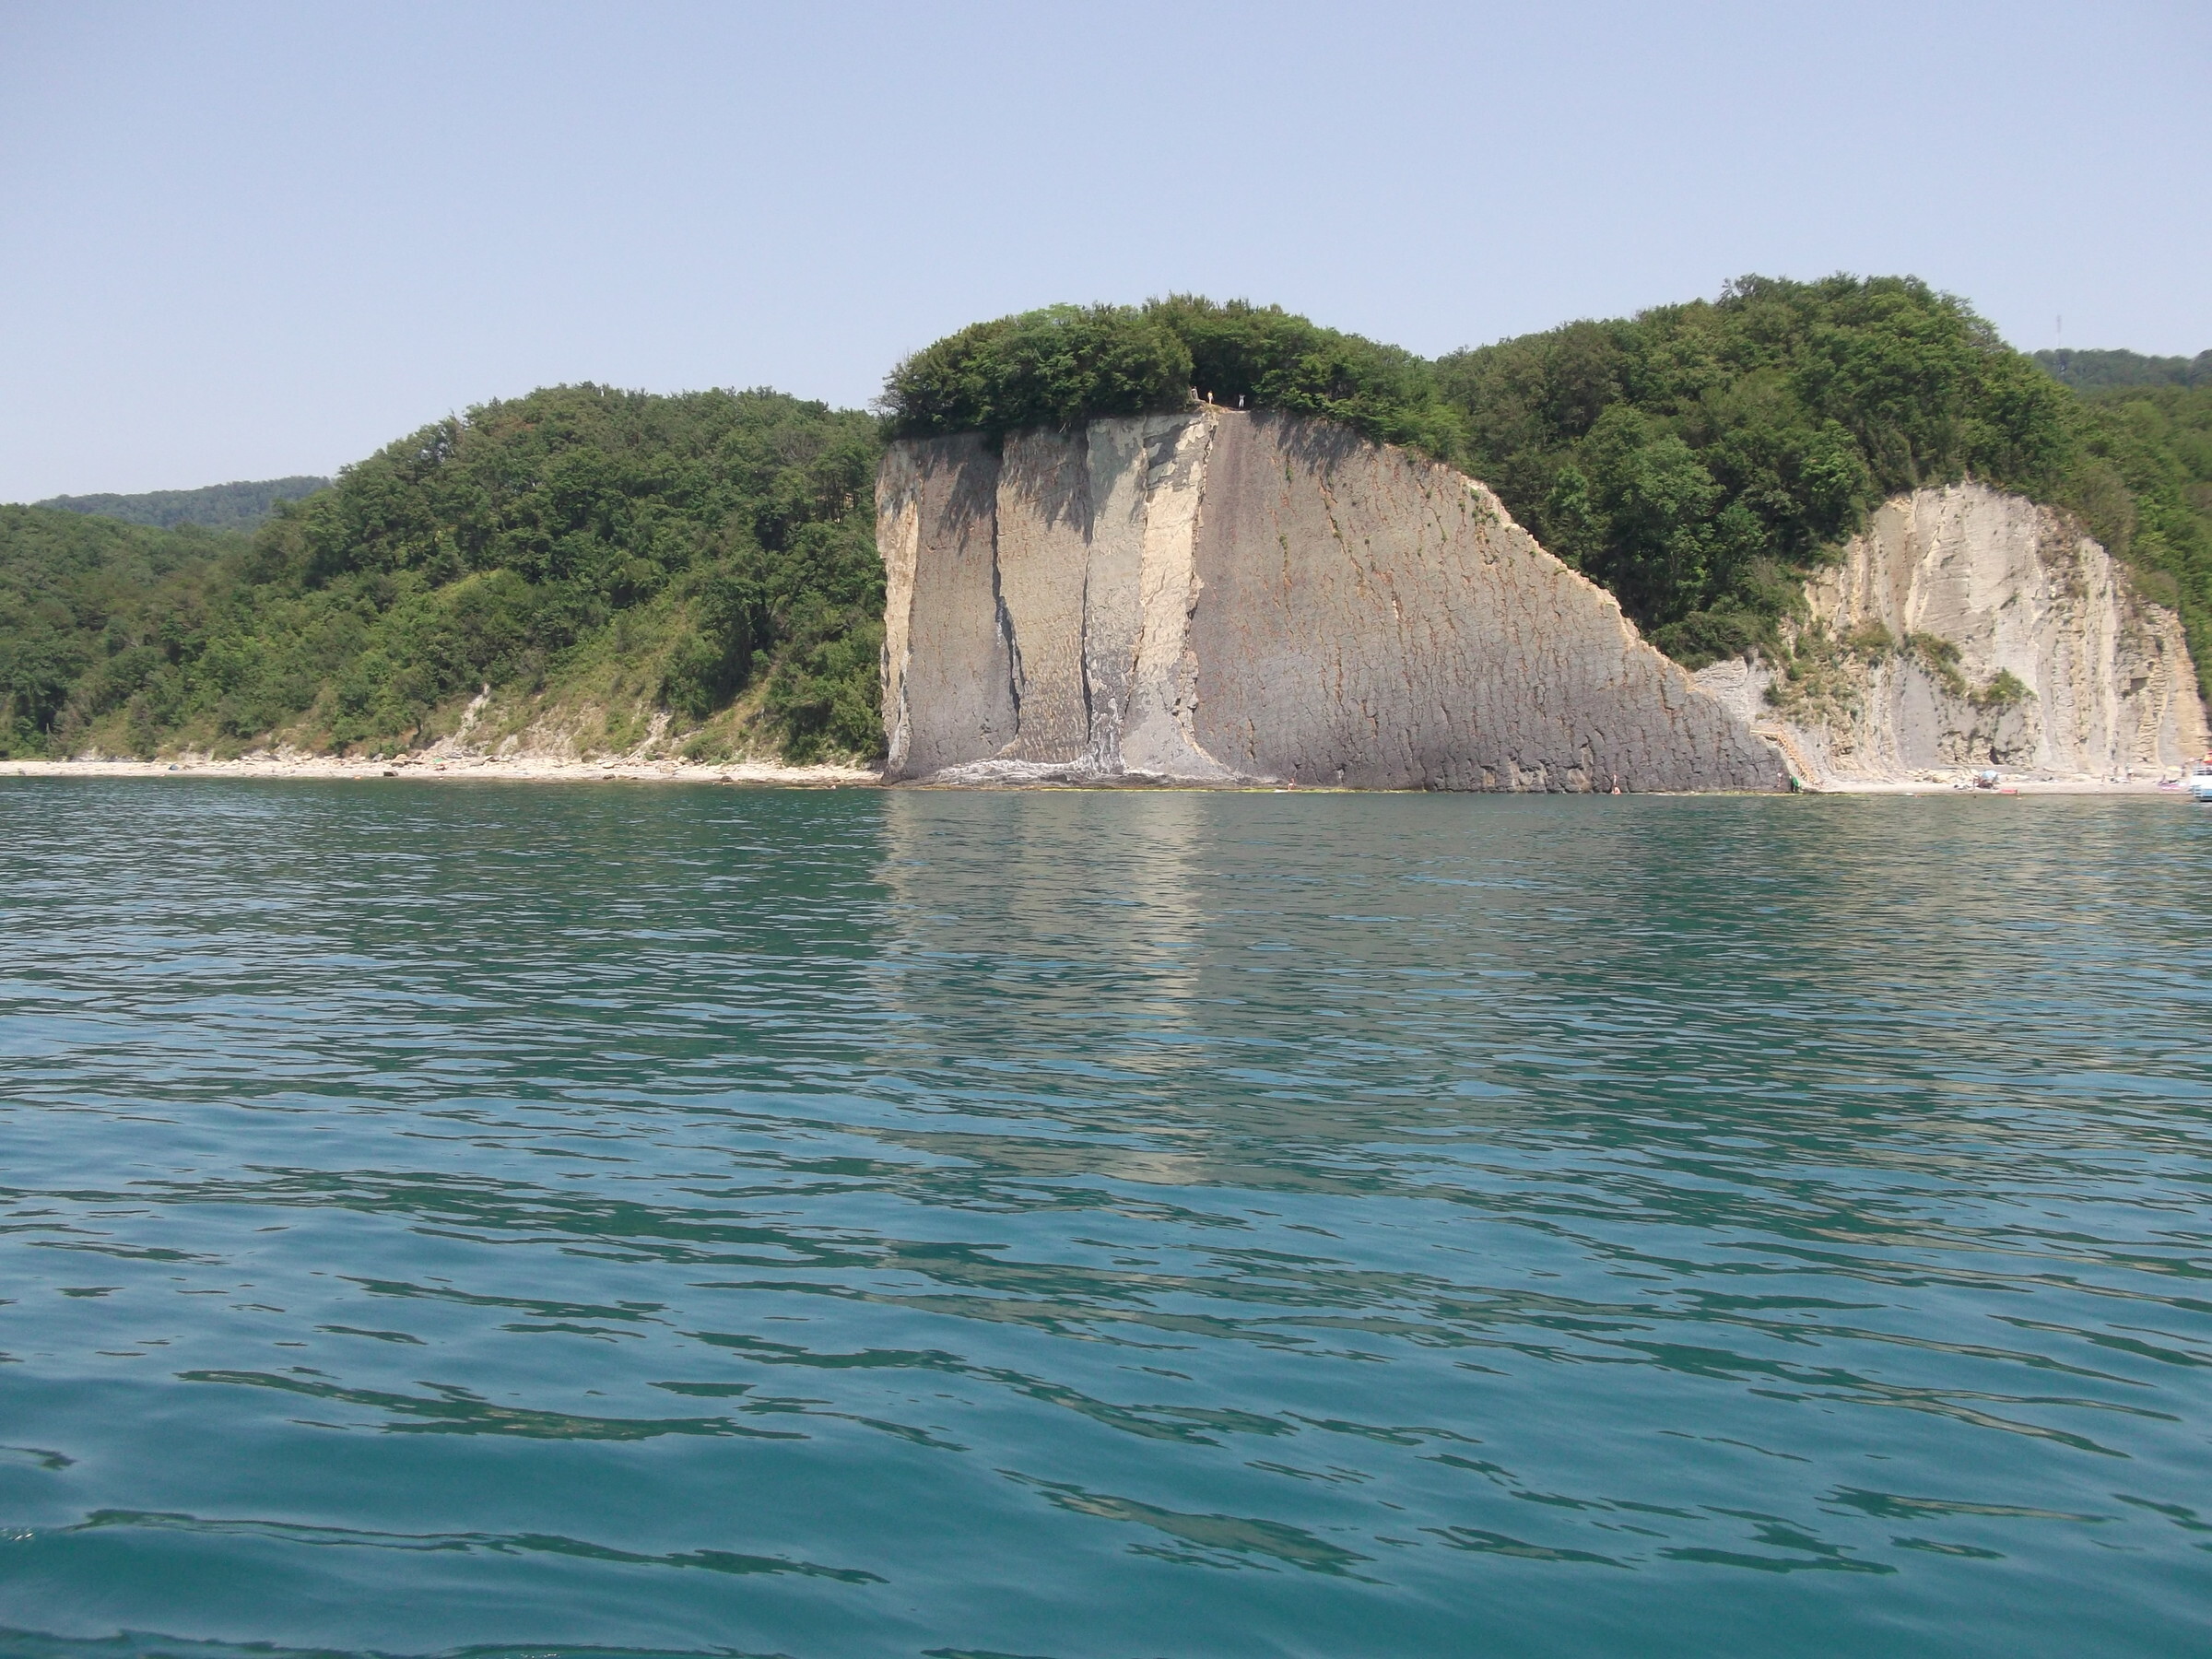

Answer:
[882,785,1213,1031]
[0,779,2207,1659]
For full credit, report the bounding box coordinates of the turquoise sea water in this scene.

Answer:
[0,779,2207,1657]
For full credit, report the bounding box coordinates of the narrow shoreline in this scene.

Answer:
[0,756,881,786]
[1818,776,2194,796]
[2,757,2200,796]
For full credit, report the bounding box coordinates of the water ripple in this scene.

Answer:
[0,780,2207,1657]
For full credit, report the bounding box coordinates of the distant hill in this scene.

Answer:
[2,388,880,763]
[0,506,245,748]
[2035,348,2211,392]
[31,476,333,533]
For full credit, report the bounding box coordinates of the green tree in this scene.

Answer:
[881,297,1467,461]
[0,387,888,759]
[1435,275,2183,673]
[883,305,1193,437]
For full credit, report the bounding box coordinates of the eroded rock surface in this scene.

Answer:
[879,409,1785,792]
[1695,483,2207,782]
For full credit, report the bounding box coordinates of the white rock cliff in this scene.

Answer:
[878,408,1786,791]
[1694,483,2206,782]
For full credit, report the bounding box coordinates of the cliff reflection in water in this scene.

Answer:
[879,787,1209,1059]
[0,780,2206,1659]
[874,787,1539,1174]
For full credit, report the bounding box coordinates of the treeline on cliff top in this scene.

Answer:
[881,282,2211,687]
[0,388,883,761]
[1437,280,2209,679]
[35,476,333,534]
[2035,348,2212,393]
[6,277,2207,760]
[883,297,1469,459]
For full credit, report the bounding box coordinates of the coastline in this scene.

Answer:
[0,754,881,786]
[2,756,2198,795]
[1816,775,2194,796]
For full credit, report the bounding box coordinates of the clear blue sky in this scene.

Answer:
[2,0,2206,500]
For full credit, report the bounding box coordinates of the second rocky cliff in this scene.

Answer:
[1693,483,2206,782]
[877,409,1785,791]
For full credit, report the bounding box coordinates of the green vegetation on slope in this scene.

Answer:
[1418,282,2210,694]
[2063,378,2212,667]
[0,509,241,754]
[882,298,1467,459]
[1433,276,2091,665]
[2035,348,2211,393]
[1,386,883,761]
[10,284,2208,765]
[32,476,334,533]
[882,280,2210,694]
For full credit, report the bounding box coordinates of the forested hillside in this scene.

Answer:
[885,281,2208,693]
[0,509,242,755]
[1,387,883,760]
[32,476,333,533]
[1435,277,2088,664]
[2035,348,2210,392]
[2063,376,2212,647]
[1439,288,2206,685]
[8,279,2207,763]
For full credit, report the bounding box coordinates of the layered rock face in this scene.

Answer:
[878,409,1784,792]
[1694,483,2206,781]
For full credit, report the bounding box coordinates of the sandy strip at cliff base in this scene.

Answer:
[2,756,881,786]
[1818,775,2196,796]
[5,758,2196,796]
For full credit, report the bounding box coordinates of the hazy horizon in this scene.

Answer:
[4,0,2206,500]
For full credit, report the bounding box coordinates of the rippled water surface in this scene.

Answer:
[1,779,2208,1657]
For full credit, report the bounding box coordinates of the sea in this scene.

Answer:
[0,779,2206,1657]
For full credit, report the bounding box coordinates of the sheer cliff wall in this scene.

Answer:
[1693,483,2207,782]
[878,409,1786,792]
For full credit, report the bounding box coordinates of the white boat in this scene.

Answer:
[2190,763,2212,803]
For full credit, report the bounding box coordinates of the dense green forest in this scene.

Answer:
[886,281,2209,690]
[33,476,333,533]
[0,388,882,760]
[2035,348,2210,392]
[7,279,2207,761]
[2062,375,2212,636]
[1433,287,2206,683]
[0,510,242,752]
[1433,276,2133,665]
[883,298,1468,458]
